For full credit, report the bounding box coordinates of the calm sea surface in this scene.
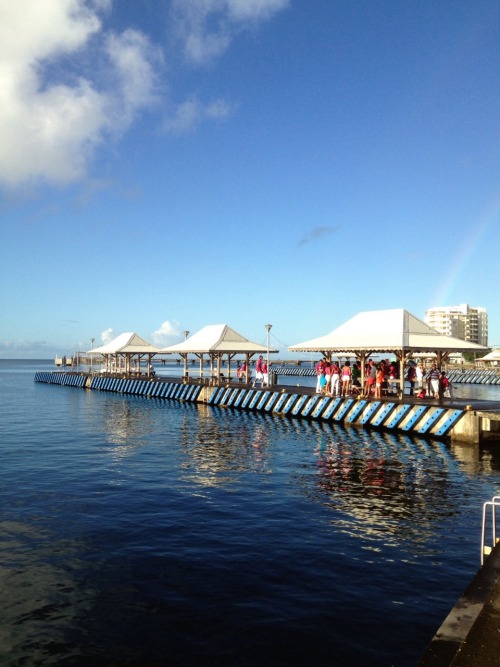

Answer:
[2,359,500,666]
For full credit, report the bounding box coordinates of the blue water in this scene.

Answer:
[2,360,500,666]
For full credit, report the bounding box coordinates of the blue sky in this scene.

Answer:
[1,0,499,359]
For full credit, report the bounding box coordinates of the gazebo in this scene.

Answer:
[289,308,489,392]
[87,332,160,376]
[477,350,500,366]
[160,324,278,383]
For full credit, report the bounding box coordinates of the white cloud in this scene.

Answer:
[0,0,289,189]
[151,320,182,347]
[171,0,290,64]
[0,0,161,189]
[100,328,114,344]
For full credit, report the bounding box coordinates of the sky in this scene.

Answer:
[1,0,499,359]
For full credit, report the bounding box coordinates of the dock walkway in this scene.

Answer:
[34,371,500,444]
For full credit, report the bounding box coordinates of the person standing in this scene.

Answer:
[253,355,264,388]
[324,360,331,392]
[315,358,326,394]
[261,359,269,387]
[406,363,416,396]
[416,363,424,390]
[341,361,351,397]
[375,365,384,399]
[363,360,377,398]
[428,364,440,398]
[330,361,341,397]
[351,361,361,388]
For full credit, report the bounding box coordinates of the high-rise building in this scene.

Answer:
[425,304,488,346]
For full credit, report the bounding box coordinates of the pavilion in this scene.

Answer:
[87,332,160,376]
[477,350,500,366]
[289,308,489,392]
[160,324,278,383]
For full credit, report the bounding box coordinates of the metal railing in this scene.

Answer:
[481,496,500,565]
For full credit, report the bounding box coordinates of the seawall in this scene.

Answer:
[34,371,479,442]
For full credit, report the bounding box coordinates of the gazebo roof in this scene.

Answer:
[289,309,489,355]
[478,350,500,362]
[88,332,160,355]
[160,324,278,355]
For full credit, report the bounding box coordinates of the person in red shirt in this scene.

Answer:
[261,360,268,387]
[253,355,264,388]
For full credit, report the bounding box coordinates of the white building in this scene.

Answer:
[425,304,488,346]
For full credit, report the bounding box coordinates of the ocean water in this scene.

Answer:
[2,359,500,666]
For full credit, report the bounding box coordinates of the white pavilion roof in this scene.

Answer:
[289,309,489,354]
[478,350,500,362]
[160,324,277,355]
[88,332,160,355]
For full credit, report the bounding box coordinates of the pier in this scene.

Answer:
[34,371,500,444]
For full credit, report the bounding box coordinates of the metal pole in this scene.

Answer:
[90,338,94,375]
[265,324,272,386]
[183,331,189,378]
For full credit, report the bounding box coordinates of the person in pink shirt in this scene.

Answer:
[330,362,340,397]
[340,361,351,397]
[315,358,326,393]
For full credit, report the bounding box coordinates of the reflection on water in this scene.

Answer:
[311,428,464,549]
[179,406,272,486]
[98,396,159,447]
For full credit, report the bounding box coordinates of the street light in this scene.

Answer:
[183,331,190,378]
[90,337,95,375]
[265,324,272,386]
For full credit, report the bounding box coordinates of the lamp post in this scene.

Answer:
[183,331,190,378]
[265,324,272,386]
[90,338,95,375]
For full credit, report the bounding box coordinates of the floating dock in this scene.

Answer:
[34,372,500,444]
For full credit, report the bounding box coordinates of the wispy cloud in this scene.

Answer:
[171,0,291,65]
[0,339,52,355]
[163,96,234,134]
[297,225,339,247]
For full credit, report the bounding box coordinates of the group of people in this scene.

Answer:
[407,363,453,399]
[315,358,362,398]
[315,358,453,400]
[252,355,269,388]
